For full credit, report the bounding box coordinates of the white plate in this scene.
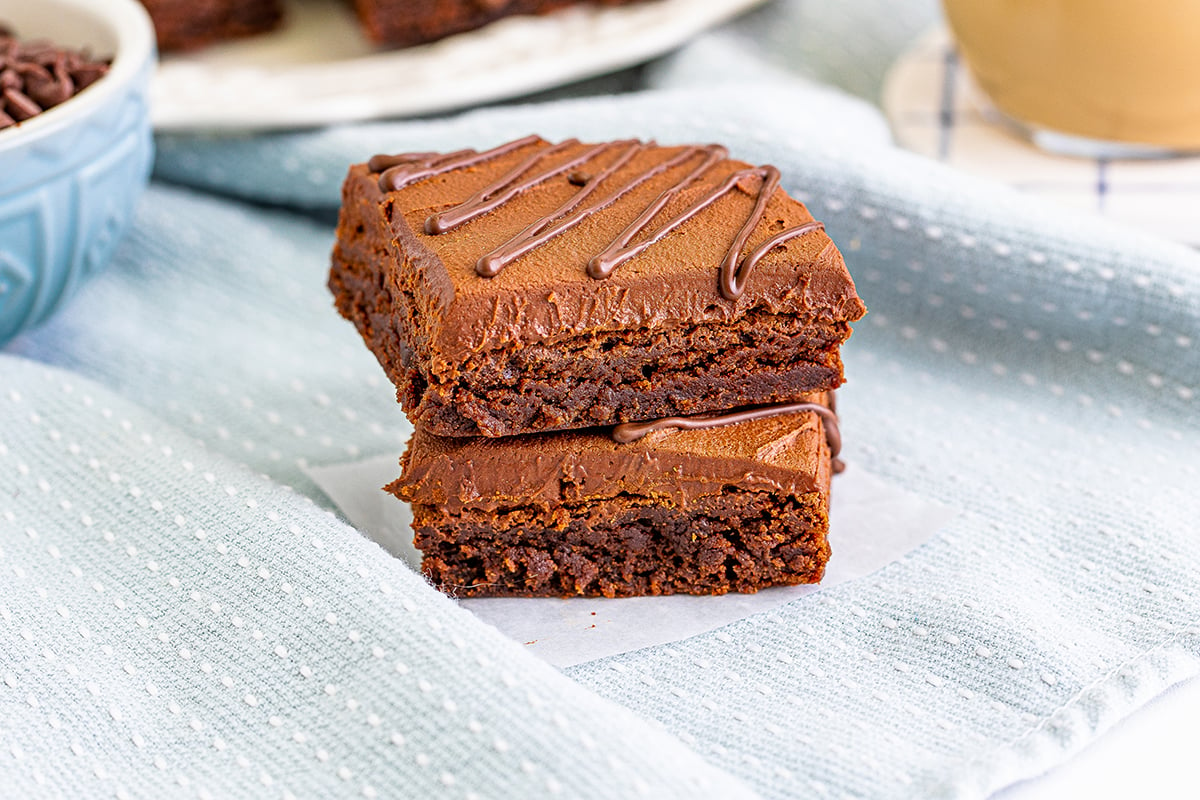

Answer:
[151,0,765,131]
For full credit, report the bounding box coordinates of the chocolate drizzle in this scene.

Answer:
[370,135,540,193]
[426,139,612,235]
[367,137,827,301]
[612,401,845,473]
[583,145,727,277]
[478,141,712,278]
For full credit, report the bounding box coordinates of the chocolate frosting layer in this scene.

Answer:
[391,394,835,513]
[347,136,866,377]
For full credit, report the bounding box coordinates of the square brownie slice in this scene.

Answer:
[330,135,866,437]
[387,397,839,597]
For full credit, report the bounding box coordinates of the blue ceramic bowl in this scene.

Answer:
[0,0,155,345]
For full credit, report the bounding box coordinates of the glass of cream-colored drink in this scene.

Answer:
[942,0,1200,155]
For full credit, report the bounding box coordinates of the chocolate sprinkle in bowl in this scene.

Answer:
[0,0,154,345]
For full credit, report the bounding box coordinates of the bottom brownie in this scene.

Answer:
[388,396,837,598]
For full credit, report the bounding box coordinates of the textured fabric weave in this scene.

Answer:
[5,1,1200,798]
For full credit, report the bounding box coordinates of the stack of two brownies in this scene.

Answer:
[329,135,866,598]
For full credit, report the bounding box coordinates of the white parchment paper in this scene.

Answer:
[305,456,955,667]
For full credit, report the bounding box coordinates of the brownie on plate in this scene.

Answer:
[138,0,284,51]
[388,395,841,597]
[329,135,866,438]
[350,0,644,48]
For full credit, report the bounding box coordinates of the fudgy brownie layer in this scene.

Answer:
[331,247,849,436]
[351,0,643,47]
[140,0,283,51]
[412,492,830,597]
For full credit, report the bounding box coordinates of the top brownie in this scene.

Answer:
[329,135,866,437]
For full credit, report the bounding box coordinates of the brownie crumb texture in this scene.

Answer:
[411,492,831,598]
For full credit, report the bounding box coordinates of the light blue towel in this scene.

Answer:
[5,2,1200,797]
